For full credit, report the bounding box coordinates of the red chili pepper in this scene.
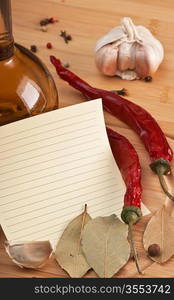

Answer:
[107,127,142,209]
[107,127,142,273]
[50,56,174,201]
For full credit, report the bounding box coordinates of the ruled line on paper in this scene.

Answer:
[0,129,98,164]
[0,142,102,178]
[0,167,111,208]
[5,182,116,220]
[9,189,119,233]
[5,182,117,215]
[4,193,122,238]
[3,175,113,224]
[12,201,124,241]
[0,158,108,192]
[0,148,105,183]
[0,113,97,148]
[0,127,99,162]
[0,166,111,199]
[3,172,113,219]
[0,109,97,141]
[0,129,100,164]
[10,191,123,236]
[0,123,99,158]
[7,188,122,230]
[10,195,123,241]
[0,136,100,174]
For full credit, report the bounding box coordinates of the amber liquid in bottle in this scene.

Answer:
[0,0,58,126]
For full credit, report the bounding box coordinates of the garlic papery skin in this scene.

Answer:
[95,17,164,80]
[5,240,53,269]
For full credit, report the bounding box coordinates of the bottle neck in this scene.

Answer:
[0,0,14,60]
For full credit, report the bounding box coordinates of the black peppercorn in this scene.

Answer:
[144,76,152,82]
[66,34,72,41]
[40,18,50,26]
[30,45,37,53]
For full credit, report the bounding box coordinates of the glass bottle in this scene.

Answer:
[0,0,58,126]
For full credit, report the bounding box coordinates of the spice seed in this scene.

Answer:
[49,17,59,24]
[30,45,37,53]
[40,17,58,26]
[40,18,50,26]
[144,76,152,82]
[64,63,70,68]
[66,34,72,41]
[148,244,161,257]
[60,30,72,44]
[46,42,53,49]
[111,88,127,96]
[41,26,47,32]
[60,30,66,37]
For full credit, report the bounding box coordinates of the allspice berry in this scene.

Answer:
[41,26,47,32]
[148,244,161,257]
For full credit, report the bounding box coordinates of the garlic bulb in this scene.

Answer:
[5,240,53,269]
[95,17,164,80]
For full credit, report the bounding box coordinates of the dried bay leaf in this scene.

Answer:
[81,214,130,278]
[55,205,91,277]
[143,205,174,263]
[144,174,174,263]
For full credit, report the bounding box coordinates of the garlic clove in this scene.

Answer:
[145,45,161,75]
[95,26,126,52]
[147,43,164,74]
[136,25,164,61]
[5,240,53,269]
[129,43,137,70]
[95,43,118,76]
[117,42,135,72]
[135,43,163,78]
[135,44,151,78]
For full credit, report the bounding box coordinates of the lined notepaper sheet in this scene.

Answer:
[0,99,148,247]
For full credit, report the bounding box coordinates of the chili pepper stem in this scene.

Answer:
[121,207,142,274]
[150,158,174,201]
[128,223,143,275]
[157,173,174,201]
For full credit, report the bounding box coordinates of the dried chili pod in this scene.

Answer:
[107,127,142,274]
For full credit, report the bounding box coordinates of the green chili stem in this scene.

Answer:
[129,223,142,275]
[150,159,174,202]
[157,174,174,202]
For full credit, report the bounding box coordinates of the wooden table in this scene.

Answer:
[1,0,174,278]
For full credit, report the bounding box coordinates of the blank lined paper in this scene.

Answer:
[0,99,147,247]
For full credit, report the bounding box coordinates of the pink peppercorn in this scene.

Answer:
[49,17,59,24]
[46,42,53,49]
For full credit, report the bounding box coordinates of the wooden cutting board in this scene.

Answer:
[1,0,174,278]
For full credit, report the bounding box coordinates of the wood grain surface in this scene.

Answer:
[1,0,174,278]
